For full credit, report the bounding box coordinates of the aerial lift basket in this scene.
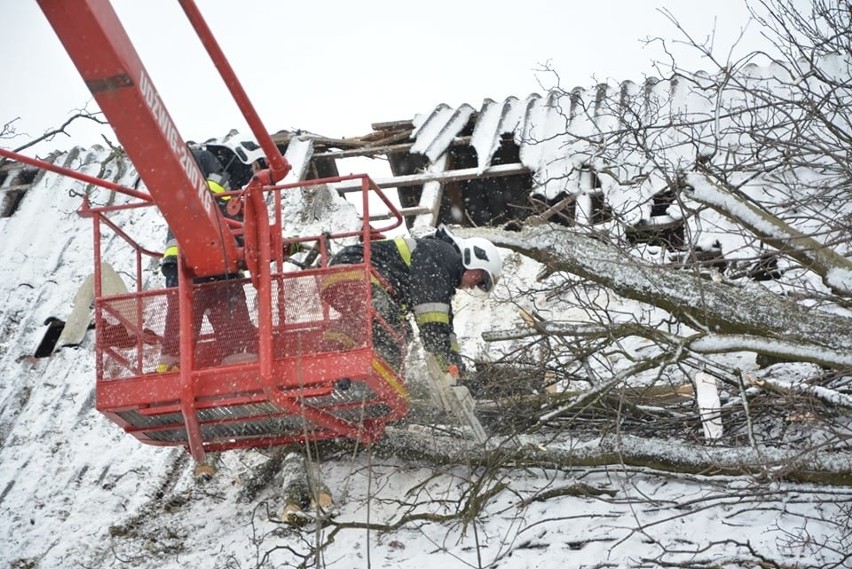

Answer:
[90,176,408,462]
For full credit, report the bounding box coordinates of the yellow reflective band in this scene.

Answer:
[393,237,413,267]
[371,357,408,400]
[163,246,178,258]
[415,311,450,325]
[207,179,230,200]
[321,268,381,291]
[413,302,450,325]
[321,268,363,290]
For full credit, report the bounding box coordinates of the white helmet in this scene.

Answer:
[460,237,502,293]
[207,139,266,165]
[233,140,266,165]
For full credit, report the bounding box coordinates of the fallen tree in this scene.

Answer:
[446,0,852,491]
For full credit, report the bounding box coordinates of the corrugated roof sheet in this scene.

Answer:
[406,55,850,202]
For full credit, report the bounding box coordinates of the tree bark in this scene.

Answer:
[379,429,852,487]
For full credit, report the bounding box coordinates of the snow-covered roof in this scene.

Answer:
[408,54,852,203]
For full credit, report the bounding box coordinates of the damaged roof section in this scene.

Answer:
[265,60,834,235]
[269,98,542,229]
[264,79,694,230]
[261,56,851,285]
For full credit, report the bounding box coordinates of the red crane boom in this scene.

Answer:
[38,0,257,278]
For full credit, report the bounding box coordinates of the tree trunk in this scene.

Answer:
[379,429,852,486]
[468,226,852,361]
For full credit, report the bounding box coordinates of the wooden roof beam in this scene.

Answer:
[332,162,529,193]
[313,136,473,160]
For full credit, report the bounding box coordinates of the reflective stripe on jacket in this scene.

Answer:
[329,236,464,364]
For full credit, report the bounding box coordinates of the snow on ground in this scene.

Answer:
[0,146,849,568]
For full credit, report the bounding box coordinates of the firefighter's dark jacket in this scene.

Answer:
[331,237,465,367]
[161,147,240,284]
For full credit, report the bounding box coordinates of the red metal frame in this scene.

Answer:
[176,0,290,185]
[0,148,152,202]
[27,0,411,462]
[88,175,406,461]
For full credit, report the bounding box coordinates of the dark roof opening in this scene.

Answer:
[34,317,66,358]
[1,168,37,218]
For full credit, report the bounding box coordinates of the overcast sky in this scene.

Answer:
[2,0,790,157]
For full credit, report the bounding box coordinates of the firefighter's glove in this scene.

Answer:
[450,353,467,377]
[161,257,178,287]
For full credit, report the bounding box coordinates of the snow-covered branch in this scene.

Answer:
[686,171,852,297]
[469,225,852,361]
[743,373,852,410]
[484,321,852,370]
[378,430,852,486]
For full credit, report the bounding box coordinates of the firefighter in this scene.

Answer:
[205,138,267,188]
[156,142,262,373]
[321,225,503,377]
